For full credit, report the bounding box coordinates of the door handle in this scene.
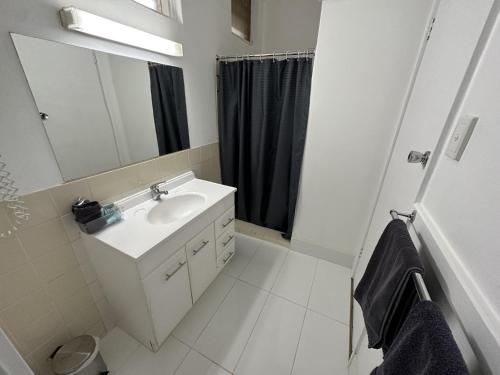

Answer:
[192,240,209,255]
[222,235,234,247]
[407,151,431,168]
[223,251,234,264]
[164,261,186,280]
[222,218,234,228]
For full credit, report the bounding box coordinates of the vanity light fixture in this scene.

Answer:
[59,6,183,57]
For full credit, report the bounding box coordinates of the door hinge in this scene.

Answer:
[426,17,436,41]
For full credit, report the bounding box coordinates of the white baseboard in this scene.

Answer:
[291,238,354,268]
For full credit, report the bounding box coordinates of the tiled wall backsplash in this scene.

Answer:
[0,143,221,374]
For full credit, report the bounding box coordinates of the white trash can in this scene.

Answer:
[51,335,108,375]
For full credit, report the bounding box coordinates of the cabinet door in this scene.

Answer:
[143,247,192,347]
[187,224,217,302]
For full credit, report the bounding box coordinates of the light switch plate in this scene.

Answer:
[446,115,478,161]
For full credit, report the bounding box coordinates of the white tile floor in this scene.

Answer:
[100,233,351,375]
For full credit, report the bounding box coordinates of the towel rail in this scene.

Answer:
[390,209,431,301]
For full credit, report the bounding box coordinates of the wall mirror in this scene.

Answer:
[11,33,190,182]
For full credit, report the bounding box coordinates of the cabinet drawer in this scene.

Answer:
[217,239,235,272]
[215,206,235,239]
[216,226,235,258]
[143,247,192,346]
[186,224,215,259]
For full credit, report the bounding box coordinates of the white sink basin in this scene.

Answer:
[147,193,206,225]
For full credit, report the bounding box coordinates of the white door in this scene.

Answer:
[350,0,494,370]
[413,5,500,371]
[12,35,121,181]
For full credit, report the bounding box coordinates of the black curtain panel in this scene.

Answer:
[149,64,190,155]
[217,58,313,239]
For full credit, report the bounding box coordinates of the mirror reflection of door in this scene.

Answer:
[13,35,121,181]
[12,33,190,182]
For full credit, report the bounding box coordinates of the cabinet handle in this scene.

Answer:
[165,261,186,281]
[223,252,234,264]
[222,217,234,228]
[193,240,209,255]
[222,235,234,247]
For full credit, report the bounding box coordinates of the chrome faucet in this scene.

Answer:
[150,182,168,201]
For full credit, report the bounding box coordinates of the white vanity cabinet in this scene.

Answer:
[82,174,236,352]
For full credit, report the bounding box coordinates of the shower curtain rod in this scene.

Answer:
[216,50,315,60]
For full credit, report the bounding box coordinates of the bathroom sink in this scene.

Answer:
[147,193,206,225]
[88,172,236,259]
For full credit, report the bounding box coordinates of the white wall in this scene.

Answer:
[422,3,500,354]
[291,0,434,266]
[260,0,321,52]
[0,0,263,194]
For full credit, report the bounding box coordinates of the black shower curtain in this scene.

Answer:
[149,64,190,155]
[218,58,313,239]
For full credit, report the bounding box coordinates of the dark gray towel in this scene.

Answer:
[354,219,424,350]
[371,301,469,375]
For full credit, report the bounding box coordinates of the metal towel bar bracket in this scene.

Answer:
[390,209,417,223]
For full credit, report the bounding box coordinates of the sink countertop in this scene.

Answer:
[89,176,236,260]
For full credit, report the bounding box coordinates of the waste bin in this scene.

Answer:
[50,335,108,375]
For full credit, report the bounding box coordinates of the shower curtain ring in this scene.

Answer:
[285,51,289,61]
[272,52,276,62]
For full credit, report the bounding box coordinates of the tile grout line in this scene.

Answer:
[232,290,271,374]
[268,248,291,292]
[175,274,238,349]
[289,258,319,375]
[306,306,350,327]
[178,238,264,373]
[191,275,238,345]
[288,305,308,375]
[112,340,142,375]
[229,246,313,375]
[306,257,351,326]
[230,240,271,374]
[170,337,192,375]
[2,229,89,364]
[189,347,236,375]
[235,240,289,292]
[236,238,265,278]
[306,258,320,308]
